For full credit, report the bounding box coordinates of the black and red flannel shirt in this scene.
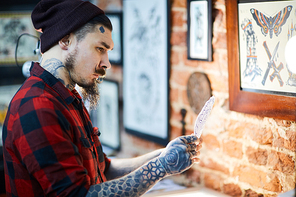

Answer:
[2,62,110,197]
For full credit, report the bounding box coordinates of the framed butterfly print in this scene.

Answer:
[226,0,296,121]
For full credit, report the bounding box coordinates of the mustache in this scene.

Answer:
[95,67,106,77]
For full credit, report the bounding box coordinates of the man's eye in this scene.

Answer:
[97,47,104,52]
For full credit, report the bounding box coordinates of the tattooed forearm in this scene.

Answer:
[86,158,166,197]
[87,135,200,197]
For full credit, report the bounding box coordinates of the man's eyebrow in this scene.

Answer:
[100,41,113,50]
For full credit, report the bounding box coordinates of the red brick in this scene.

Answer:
[185,168,201,184]
[171,49,180,66]
[170,68,191,86]
[171,0,186,8]
[215,0,226,6]
[182,51,222,73]
[227,120,248,138]
[274,120,292,127]
[170,125,182,140]
[222,140,243,159]
[233,165,282,192]
[273,129,296,151]
[212,31,227,49]
[181,89,190,105]
[212,50,228,72]
[182,53,216,70]
[263,175,282,193]
[207,73,228,93]
[170,88,180,103]
[246,147,268,165]
[204,173,222,191]
[171,10,185,27]
[203,134,220,151]
[267,150,295,174]
[182,51,201,68]
[244,189,263,197]
[170,106,183,123]
[248,127,273,145]
[199,158,230,175]
[185,128,194,136]
[223,183,242,197]
[170,31,187,46]
[212,7,226,31]
[281,174,296,192]
[264,195,278,197]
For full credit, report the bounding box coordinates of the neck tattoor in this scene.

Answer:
[41,58,76,91]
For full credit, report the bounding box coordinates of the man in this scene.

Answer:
[2,0,202,196]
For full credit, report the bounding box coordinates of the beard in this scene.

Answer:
[65,48,101,109]
[80,79,100,110]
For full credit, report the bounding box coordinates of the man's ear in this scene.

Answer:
[59,35,71,50]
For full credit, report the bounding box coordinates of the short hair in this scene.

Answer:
[74,15,113,42]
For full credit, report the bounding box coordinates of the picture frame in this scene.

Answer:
[106,12,123,65]
[226,0,296,121]
[123,0,170,145]
[90,79,120,151]
[0,12,39,66]
[187,0,212,61]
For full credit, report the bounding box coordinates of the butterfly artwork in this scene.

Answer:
[250,5,293,39]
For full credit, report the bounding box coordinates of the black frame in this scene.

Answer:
[187,0,212,61]
[105,12,123,66]
[123,0,170,146]
[90,79,121,151]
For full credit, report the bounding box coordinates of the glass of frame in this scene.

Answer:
[187,0,212,61]
[226,0,296,121]
[106,12,123,65]
[90,80,120,150]
[0,12,39,66]
[123,0,170,145]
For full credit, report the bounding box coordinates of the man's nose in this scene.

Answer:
[100,53,111,70]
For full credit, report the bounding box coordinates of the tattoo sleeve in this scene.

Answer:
[86,158,166,197]
[86,135,198,196]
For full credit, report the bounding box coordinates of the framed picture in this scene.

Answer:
[226,0,296,121]
[0,12,39,66]
[123,0,170,145]
[90,80,120,150]
[106,12,123,65]
[187,0,212,61]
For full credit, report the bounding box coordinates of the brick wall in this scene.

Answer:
[102,0,296,196]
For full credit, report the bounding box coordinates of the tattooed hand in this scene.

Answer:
[157,135,202,175]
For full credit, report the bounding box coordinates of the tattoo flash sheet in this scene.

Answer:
[123,0,169,143]
[238,0,296,96]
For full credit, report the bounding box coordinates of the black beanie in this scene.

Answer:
[31,0,105,53]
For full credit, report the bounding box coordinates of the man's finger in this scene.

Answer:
[178,135,197,144]
[187,143,197,151]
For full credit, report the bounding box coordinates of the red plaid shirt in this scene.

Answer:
[2,62,110,197]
